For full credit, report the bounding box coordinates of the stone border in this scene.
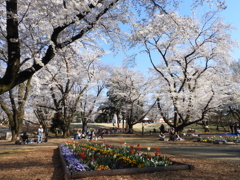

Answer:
[59,146,194,180]
[59,146,71,180]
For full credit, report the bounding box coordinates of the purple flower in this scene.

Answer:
[60,145,90,172]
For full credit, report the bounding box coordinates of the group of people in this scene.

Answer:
[168,128,183,141]
[158,121,240,142]
[229,121,240,135]
[20,125,45,144]
[74,128,105,140]
[158,125,183,141]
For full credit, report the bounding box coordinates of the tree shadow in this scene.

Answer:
[51,148,64,180]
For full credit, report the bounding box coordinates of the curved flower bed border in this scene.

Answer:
[59,143,194,180]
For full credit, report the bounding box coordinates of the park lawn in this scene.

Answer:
[0,135,239,180]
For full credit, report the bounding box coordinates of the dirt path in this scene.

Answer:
[0,136,239,180]
[1,135,239,163]
[160,144,240,163]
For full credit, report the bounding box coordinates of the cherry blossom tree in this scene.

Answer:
[220,60,240,124]
[34,107,53,133]
[106,67,155,133]
[130,11,235,132]
[32,43,108,137]
[0,78,32,141]
[0,0,226,94]
[0,0,122,94]
[77,65,109,134]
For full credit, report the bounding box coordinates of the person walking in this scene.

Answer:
[38,125,44,143]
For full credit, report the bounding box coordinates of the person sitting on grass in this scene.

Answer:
[168,128,183,141]
[204,125,209,132]
[20,132,29,144]
[169,128,176,141]
[174,131,183,141]
[159,132,165,141]
[74,130,79,140]
[96,128,104,139]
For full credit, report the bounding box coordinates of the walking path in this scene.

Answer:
[160,144,240,163]
[1,125,239,164]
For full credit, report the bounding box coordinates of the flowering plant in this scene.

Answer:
[59,145,90,172]
[61,141,172,172]
[202,135,240,143]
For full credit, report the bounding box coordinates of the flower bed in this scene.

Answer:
[201,136,240,144]
[59,141,194,179]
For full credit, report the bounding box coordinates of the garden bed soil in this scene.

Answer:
[0,139,239,180]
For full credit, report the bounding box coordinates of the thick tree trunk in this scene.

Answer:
[0,0,21,94]
[9,116,23,141]
[2,78,31,141]
[128,123,134,134]
[62,125,70,138]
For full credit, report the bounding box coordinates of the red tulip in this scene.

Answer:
[79,152,85,159]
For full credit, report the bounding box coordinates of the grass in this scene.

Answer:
[70,122,229,135]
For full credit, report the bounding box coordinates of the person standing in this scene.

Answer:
[160,124,165,133]
[38,125,44,143]
[229,120,234,134]
[234,123,240,136]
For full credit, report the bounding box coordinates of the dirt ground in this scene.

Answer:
[0,138,239,180]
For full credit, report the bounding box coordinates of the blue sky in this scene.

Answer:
[101,1,240,72]
[179,0,240,61]
[220,0,240,60]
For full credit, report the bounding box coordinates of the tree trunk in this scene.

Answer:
[128,123,134,134]
[0,0,21,94]
[9,115,23,141]
[116,112,120,128]
[82,119,88,134]
[62,125,70,138]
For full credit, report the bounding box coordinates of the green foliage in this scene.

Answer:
[65,141,172,171]
[50,113,64,133]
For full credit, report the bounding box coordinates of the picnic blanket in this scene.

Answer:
[221,134,238,136]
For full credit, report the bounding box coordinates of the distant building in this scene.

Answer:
[154,119,165,123]
[143,118,165,123]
